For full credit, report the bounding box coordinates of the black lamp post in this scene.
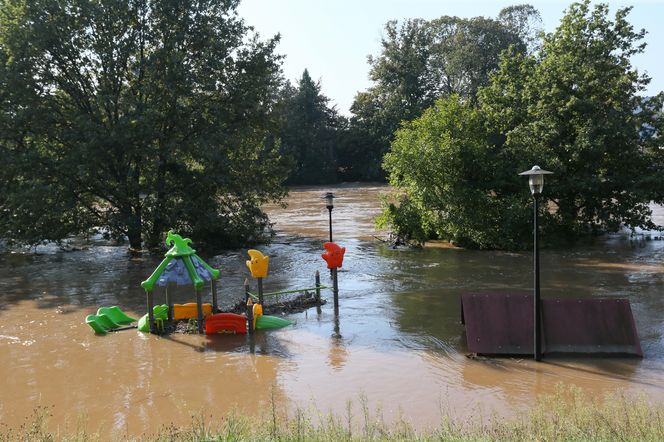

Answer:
[518,165,553,362]
[323,192,338,295]
[323,192,335,242]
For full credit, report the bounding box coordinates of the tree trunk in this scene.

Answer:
[146,153,167,249]
[127,207,142,250]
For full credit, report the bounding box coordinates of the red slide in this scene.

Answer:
[205,313,247,335]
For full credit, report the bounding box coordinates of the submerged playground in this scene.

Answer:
[85,230,345,338]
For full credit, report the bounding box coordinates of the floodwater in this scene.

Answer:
[1,183,663,437]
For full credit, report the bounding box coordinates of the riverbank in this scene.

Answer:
[5,387,663,441]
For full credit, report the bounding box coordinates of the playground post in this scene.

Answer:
[322,242,345,315]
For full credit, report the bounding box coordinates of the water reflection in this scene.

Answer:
[328,317,348,371]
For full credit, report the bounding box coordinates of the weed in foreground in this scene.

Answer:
[2,385,664,441]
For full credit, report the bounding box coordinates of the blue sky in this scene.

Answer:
[237,1,664,115]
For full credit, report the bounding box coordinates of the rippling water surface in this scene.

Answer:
[1,183,663,435]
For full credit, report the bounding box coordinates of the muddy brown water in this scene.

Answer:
[1,183,663,436]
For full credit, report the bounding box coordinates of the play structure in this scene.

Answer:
[140,231,221,333]
[205,312,247,334]
[85,306,137,334]
[84,231,346,337]
[242,243,344,307]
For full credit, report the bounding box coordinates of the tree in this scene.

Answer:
[279,69,344,184]
[344,11,531,181]
[383,1,663,249]
[0,0,288,250]
[642,97,664,202]
[483,1,664,237]
[498,4,543,52]
[382,95,531,249]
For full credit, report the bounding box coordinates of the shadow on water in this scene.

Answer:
[206,331,294,357]
[156,331,293,356]
[542,360,664,390]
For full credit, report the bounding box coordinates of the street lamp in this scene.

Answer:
[518,165,553,362]
[323,192,335,242]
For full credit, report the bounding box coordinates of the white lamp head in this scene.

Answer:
[323,192,335,209]
[518,165,553,195]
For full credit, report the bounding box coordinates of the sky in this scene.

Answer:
[237,0,664,116]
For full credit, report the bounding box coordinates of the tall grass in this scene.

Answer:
[2,386,663,441]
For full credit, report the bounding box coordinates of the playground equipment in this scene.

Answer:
[205,313,247,334]
[84,232,345,338]
[256,314,291,330]
[322,242,345,269]
[85,306,137,334]
[138,304,168,332]
[246,249,269,278]
[241,243,346,332]
[322,242,344,313]
[246,249,269,304]
[141,231,220,333]
[245,301,290,330]
[173,303,213,320]
[243,249,295,331]
[201,295,289,335]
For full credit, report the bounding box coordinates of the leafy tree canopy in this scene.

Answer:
[0,0,288,250]
[279,69,345,185]
[383,1,664,249]
[498,3,543,52]
[344,5,540,181]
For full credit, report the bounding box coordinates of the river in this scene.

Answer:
[1,183,663,436]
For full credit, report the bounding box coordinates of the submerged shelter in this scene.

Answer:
[461,293,642,357]
[141,231,220,333]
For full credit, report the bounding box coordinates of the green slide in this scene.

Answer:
[255,315,293,330]
[85,306,138,334]
[138,304,169,332]
[86,313,120,334]
[97,306,137,324]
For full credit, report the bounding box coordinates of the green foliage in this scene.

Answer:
[344,8,536,181]
[498,4,543,52]
[375,194,430,245]
[279,69,345,184]
[383,96,532,249]
[383,1,663,249]
[0,0,288,250]
[482,0,663,238]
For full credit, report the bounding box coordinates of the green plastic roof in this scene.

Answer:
[164,230,196,257]
[140,231,220,292]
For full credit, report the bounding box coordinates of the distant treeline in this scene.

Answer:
[281,5,545,184]
[1,0,662,250]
